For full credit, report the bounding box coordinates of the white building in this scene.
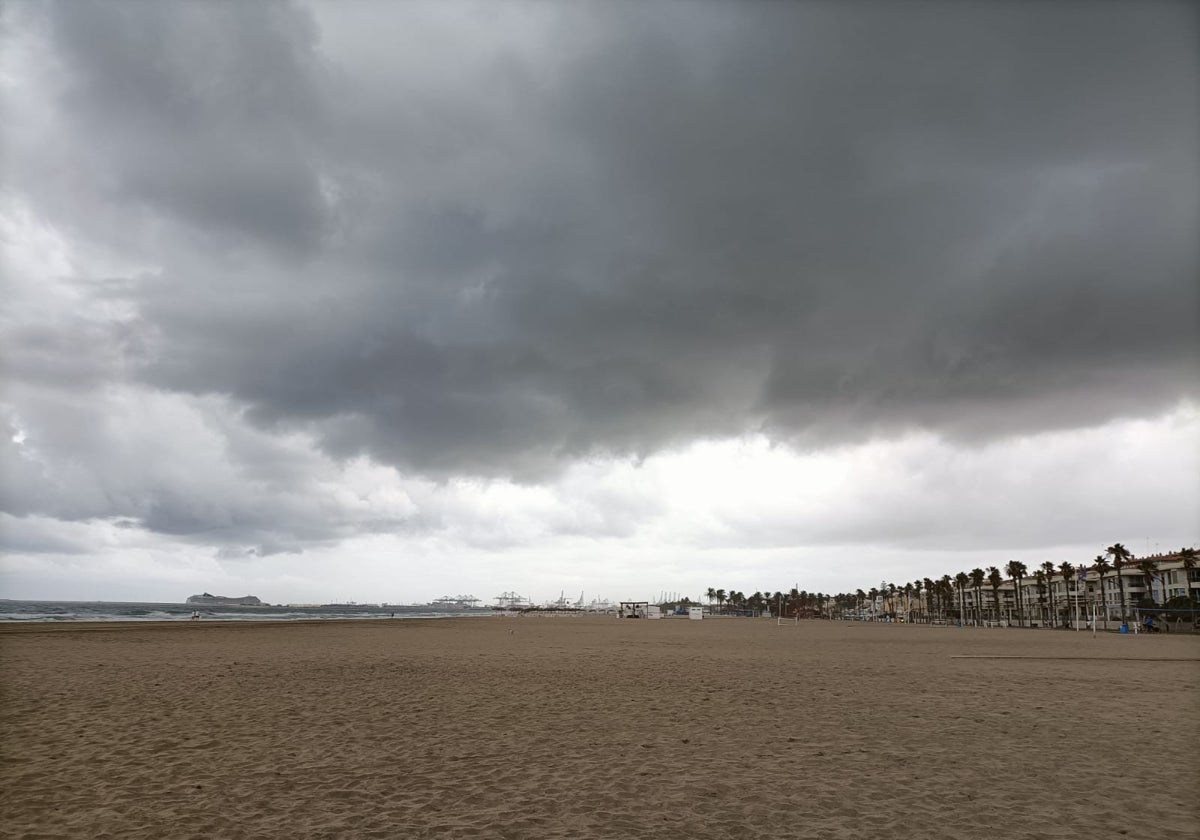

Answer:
[958,552,1197,627]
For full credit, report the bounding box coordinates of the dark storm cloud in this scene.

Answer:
[9,0,1199,486]
[22,0,330,254]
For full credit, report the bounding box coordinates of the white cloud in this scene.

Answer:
[3,406,1194,603]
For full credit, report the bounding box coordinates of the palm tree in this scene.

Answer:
[1106,543,1133,624]
[748,591,763,616]
[1040,561,1057,626]
[1136,559,1160,614]
[986,567,1003,625]
[1005,561,1027,627]
[970,569,985,626]
[706,587,717,609]
[1093,555,1111,629]
[715,589,727,615]
[1058,562,1075,628]
[954,572,969,624]
[939,575,953,621]
[1033,570,1047,627]
[1180,548,1198,624]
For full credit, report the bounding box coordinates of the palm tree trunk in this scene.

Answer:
[1098,574,1109,630]
[1116,574,1127,625]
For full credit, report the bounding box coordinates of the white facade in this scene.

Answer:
[956,556,1196,626]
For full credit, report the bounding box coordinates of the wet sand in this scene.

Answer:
[2,616,1197,839]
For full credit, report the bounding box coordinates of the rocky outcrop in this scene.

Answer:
[186,593,263,606]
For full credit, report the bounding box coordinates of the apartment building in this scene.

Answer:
[948,553,1195,626]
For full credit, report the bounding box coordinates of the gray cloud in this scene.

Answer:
[43,0,330,254]
[2,0,1197,551]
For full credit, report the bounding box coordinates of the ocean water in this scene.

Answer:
[0,600,492,623]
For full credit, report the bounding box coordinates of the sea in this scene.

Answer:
[0,600,493,623]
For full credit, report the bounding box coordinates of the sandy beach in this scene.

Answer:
[2,616,1196,839]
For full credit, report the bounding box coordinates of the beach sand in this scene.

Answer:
[2,616,1197,839]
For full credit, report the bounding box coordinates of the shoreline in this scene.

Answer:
[1,611,1188,633]
[0,614,512,636]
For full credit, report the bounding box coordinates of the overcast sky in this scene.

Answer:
[2,0,1197,605]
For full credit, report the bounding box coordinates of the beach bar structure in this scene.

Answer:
[618,601,651,618]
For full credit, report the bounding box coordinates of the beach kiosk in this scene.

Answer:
[619,601,651,618]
